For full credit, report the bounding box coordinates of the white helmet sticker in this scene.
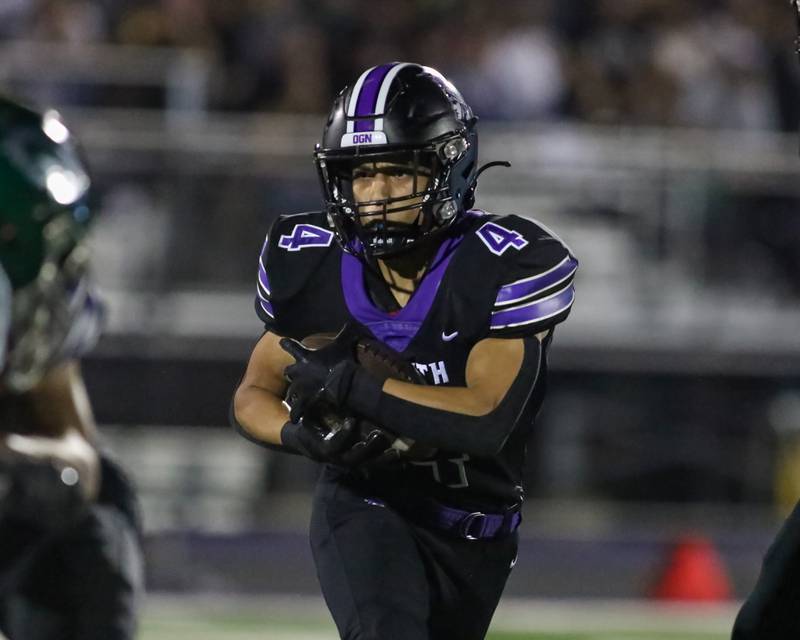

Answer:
[340,131,388,147]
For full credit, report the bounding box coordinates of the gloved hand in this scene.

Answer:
[280,416,358,464]
[337,421,397,467]
[281,337,360,423]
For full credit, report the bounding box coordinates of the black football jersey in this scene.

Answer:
[255,209,577,512]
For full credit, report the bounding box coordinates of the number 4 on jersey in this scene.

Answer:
[278,224,334,251]
[476,222,528,256]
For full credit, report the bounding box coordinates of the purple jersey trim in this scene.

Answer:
[258,263,270,296]
[354,63,394,133]
[341,235,461,352]
[257,282,269,304]
[259,298,274,319]
[494,255,578,307]
[490,283,574,330]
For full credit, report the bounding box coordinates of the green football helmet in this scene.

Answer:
[0,95,98,392]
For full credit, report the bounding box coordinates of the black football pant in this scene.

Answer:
[310,471,517,640]
[0,455,143,640]
[732,499,800,639]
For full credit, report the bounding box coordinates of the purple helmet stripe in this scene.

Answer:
[494,255,578,307]
[490,284,574,330]
[354,63,395,133]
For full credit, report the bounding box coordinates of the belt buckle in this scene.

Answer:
[459,511,487,540]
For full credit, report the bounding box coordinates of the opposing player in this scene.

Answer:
[0,96,142,640]
[731,499,800,639]
[232,63,578,639]
[730,6,800,638]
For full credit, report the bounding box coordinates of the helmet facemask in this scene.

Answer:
[5,210,96,392]
[316,132,474,261]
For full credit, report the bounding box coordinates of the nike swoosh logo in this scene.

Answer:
[441,331,459,341]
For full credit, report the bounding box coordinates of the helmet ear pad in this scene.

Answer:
[431,129,478,224]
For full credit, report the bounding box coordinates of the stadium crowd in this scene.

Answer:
[0,0,796,131]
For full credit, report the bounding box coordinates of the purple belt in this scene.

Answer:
[367,496,522,540]
[427,501,522,540]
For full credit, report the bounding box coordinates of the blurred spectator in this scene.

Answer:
[652,0,777,130]
[471,1,565,120]
[30,0,108,44]
[0,0,796,124]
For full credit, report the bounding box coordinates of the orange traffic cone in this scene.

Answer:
[651,535,732,601]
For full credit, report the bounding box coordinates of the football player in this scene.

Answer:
[731,6,800,637]
[0,96,142,640]
[732,499,800,639]
[232,63,578,640]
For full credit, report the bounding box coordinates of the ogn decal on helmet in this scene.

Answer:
[340,131,388,147]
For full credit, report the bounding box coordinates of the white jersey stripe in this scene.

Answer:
[494,258,578,308]
[493,281,572,315]
[257,280,269,302]
[259,298,274,319]
[490,286,575,330]
[490,295,575,329]
[499,255,571,289]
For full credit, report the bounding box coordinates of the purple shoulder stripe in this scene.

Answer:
[258,262,271,297]
[494,255,577,307]
[490,283,574,330]
[259,298,274,319]
[257,233,271,296]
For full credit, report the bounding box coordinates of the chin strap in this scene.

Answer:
[463,161,511,210]
[475,160,511,180]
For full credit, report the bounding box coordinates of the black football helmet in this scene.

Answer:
[314,63,480,260]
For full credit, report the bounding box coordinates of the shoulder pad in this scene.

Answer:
[255,211,337,329]
[473,214,578,336]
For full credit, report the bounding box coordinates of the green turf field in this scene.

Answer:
[140,595,736,640]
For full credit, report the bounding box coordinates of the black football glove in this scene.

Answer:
[281,338,360,423]
[337,421,397,467]
[280,417,358,464]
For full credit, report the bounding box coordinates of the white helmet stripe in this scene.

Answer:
[373,62,415,132]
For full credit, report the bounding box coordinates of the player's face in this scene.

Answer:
[351,162,431,225]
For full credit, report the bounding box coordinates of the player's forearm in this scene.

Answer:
[349,373,515,456]
[381,378,496,416]
[347,337,542,457]
[231,384,289,447]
